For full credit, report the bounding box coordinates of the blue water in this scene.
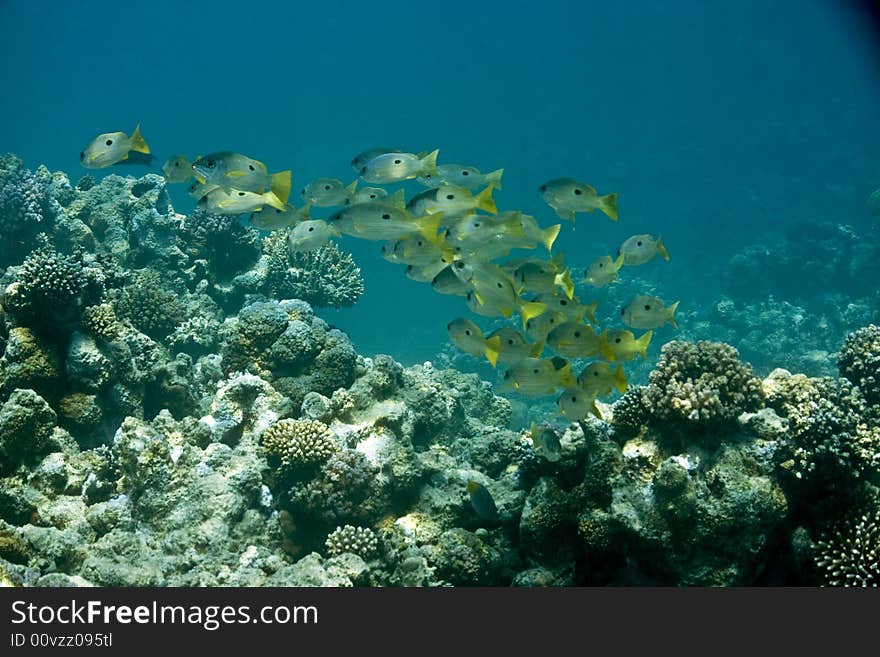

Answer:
[2,0,878,364]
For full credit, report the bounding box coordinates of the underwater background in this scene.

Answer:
[0,0,878,587]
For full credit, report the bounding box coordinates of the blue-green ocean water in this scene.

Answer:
[1,0,878,366]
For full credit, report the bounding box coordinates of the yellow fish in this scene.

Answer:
[539,177,617,222]
[407,184,497,217]
[329,203,441,241]
[405,258,452,283]
[525,310,566,342]
[447,318,496,365]
[513,256,574,299]
[418,164,504,191]
[585,254,625,287]
[484,327,544,367]
[531,293,598,324]
[617,234,670,265]
[250,203,310,231]
[348,186,388,204]
[599,329,652,362]
[288,219,341,252]
[529,422,562,461]
[556,388,601,421]
[192,152,292,203]
[350,146,400,173]
[80,124,151,169]
[301,178,358,207]
[382,233,453,266]
[188,180,219,201]
[621,295,679,330]
[161,155,192,183]
[547,322,601,359]
[359,149,439,183]
[499,357,576,397]
[201,187,286,214]
[431,266,471,296]
[577,362,628,397]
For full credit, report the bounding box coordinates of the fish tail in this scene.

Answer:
[558,362,576,389]
[271,170,292,204]
[417,213,442,240]
[598,192,618,221]
[129,123,150,154]
[484,336,501,368]
[486,168,504,190]
[420,149,440,175]
[613,364,628,393]
[667,301,680,329]
[613,252,626,270]
[599,330,615,361]
[475,183,497,214]
[263,190,286,211]
[542,224,561,252]
[345,179,358,196]
[555,268,574,300]
[590,399,602,419]
[656,235,670,261]
[637,330,653,359]
[518,301,546,331]
[531,340,545,358]
[584,302,598,325]
[388,189,406,209]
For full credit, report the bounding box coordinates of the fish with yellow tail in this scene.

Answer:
[350,146,401,173]
[556,388,601,421]
[585,254,625,287]
[301,178,358,207]
[452,259,546,329]
[528,423,562,461]
[621,295,679,330]
[531,293,598,324]
[250,202,311,231]
[407,183,497,217]
[191,152,292,204]
[80,124,151,169]
[525,310,566,342]
[431,266,471,296]
[599,329,653,362]
[348,186,388,204]
[484,327,544,367]
[447,318,498,366]
[418,164,504,190]
[546,321,601,359]
[200,187,286,214]
[466,480,498,521]
[405,259,452,283]
[513,255,575,300]
[539,177,618,222]
[499,356,576,397]
[329,203,442,241]
[359,149,439,183]
[577,362,628,398]
[162,155,193,183]
[382,232,454,266]
[287,219,341,252]
[617,234,670,265]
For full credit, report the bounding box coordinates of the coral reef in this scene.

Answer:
[261,419,338,472]
[838,324,880,404]
[813,493,880,587]
[325,525,378,560]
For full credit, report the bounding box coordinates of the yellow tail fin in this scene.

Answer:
[613,364,628,393]
[542,224,561,252]
[263,190,286,211]
[345,179,358,197]
[518,301,547,331]
[667,301,680,329]
[417,213,442,240]
[420,149,439,175]
[558,362,576,389]
[583,302,598,325]
[486,168,504,190]
[657,235,670,261]
[599,192,618,221]
[550,252,565,270]
[531,340,545,358]
[613,253,625,270]
[599,331,615,361]
[555,269,574,300]
[388,189,406,209]
[129,124,150,154]
[484,336,501,368]
[270,170,292,205]
[637,330,653,359]
[475,183,497,214]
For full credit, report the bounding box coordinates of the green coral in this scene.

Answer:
[325,525,378,560]
[261,419,337,471]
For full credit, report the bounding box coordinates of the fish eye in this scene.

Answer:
[574,331,581,338]
[620,308,625,315]
[637,241,643,246]
[324,184,331,190]
[207,160,215,167]
[381,213,391,219]
[560,299,567,306]
[465,330,471,335]
[504,372,510,379]
[175,161,181,167]
[237,191,246,196]
[105,139,113,146]
[598,263,604,268]
[446,194,455,200]
[474,222,481,227]
[393,159,402,164]
[593,371,599,376]
[496,282,503,288]
[571,396,577,402]
[301,188,306,195]
[615,337,621,343]
[533,369,539,374]
[249,164,255,171]
[369,194,377,199]
[361,166,367,174]
[539,185,547,193]
[455,261,464,269]
[574,189,582,195]
[79,150,85,159]
[461,170,469,175]
[644,304,651,311]
[308,227,314,232]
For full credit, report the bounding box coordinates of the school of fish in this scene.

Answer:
[79,127,680,426]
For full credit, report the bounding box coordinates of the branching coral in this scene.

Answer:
[0,154,60,267]
[814,495,880,587]
[838,325,880,405]
[261,419,337,471]
[641,340,763,431]
[263,233,364,308]
[325,525,378,559]
[83,303,120,340]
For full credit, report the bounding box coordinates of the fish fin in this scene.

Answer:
[613,253,625,270]
[387,189,406,209]
[558,208,576,222]
[667,301,680,329]
[519,301,547,331]
[500,307,513,319]
[120,152,129,160]
[298,202,313,220]
[193,172,206,184]
[329,224,342,238]
[550,252,565,270]
[270,171,293,205]
[656,235,670,261]
[345,179,358,196]
[613,364,628,393]
[555,269,574,300]
[420,149,439,175]
[599,192,618,221]
[486,168,504,190]
[474,291,486,306]
[542,224,561,252]
[638,331,653,359]
[590,400,602,419]
[599,331,615,361]
[558,363,576,389]
[531,340,545,358]
[263,191,286,211]
[484,336,501,368]
[475,183,497,214]
[226,170,248,178]
[417,213,442,240]
[129,123,150,154]
[584,302,598,325]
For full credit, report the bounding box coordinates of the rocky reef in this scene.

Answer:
[0,157,878,587]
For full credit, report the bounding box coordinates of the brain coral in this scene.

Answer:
[261,419,338,471]
[641,340,764,431]
[838,325,880,405]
